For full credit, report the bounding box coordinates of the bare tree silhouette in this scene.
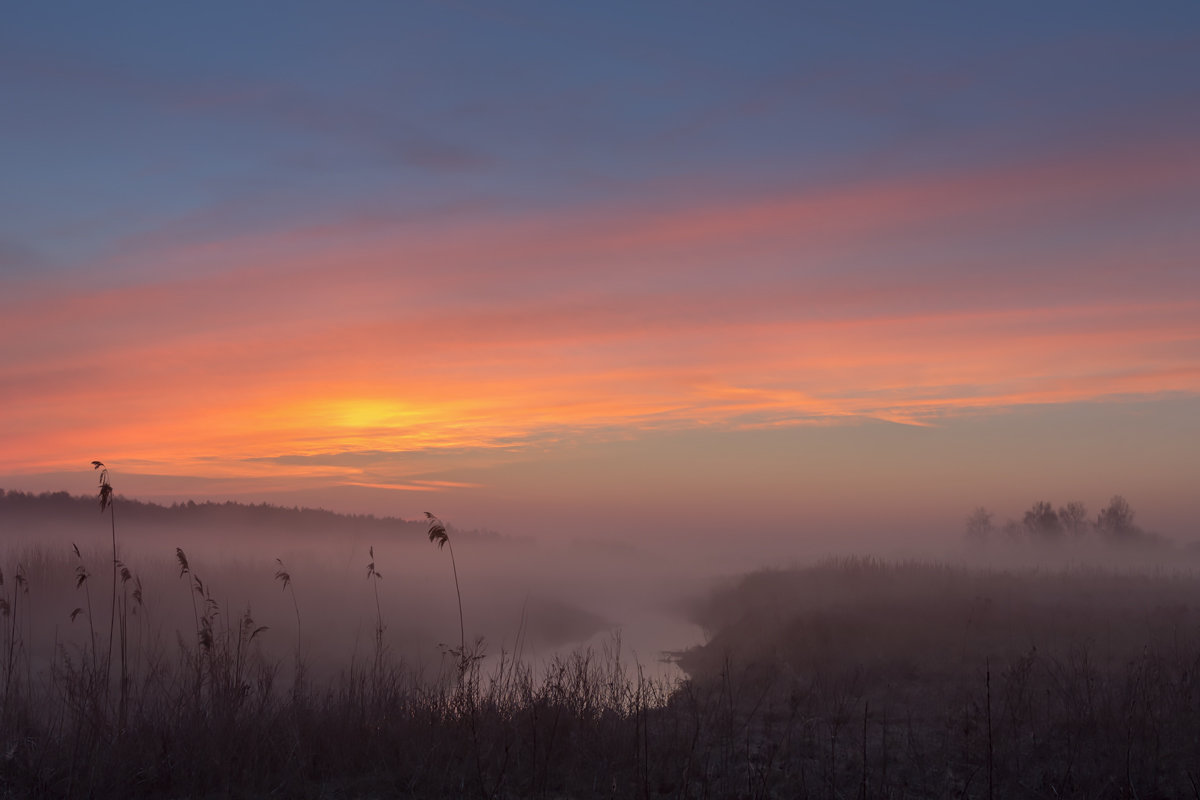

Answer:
[1097,495,1142,541]
[965,507,995,542]
[1022,500,1063,541]
[1058,501,1089,536]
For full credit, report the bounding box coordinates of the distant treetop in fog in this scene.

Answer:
[965,495,1163,548]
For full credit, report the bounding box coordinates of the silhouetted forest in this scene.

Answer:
[0,489,507,546]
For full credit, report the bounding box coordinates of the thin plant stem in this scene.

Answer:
[107,493,116,690]
[366,547,384,678]
[275,559,302,676]
[72,544,97,674]
[93,461,120,712]
[426,513,466,671]
[446,539,465,663]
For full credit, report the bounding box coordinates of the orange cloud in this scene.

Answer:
[3,139,1197,481]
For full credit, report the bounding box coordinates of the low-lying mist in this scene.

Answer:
[6,488,1200,797]
[4,488,1198,685]
[1,491,719,684]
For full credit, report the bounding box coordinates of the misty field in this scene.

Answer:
[4,495,1200,797]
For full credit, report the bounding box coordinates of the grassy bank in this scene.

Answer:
[4,548,1200,797]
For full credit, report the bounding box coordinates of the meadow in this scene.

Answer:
[3,490,1200,798]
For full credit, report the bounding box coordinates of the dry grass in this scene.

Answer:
[2,550,1200,797]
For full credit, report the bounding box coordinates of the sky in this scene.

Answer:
[2,2,1199,553]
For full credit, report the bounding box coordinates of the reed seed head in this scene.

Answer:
[426,512,449,549]
[93,460,113,512]
[275,558,292,591]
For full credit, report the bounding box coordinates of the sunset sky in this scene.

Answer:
[3,2,1198,550]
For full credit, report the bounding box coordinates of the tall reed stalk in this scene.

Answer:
[426,513,466,672]
[70,543,97,674]
[93,460,126,720]
[366,547,385,677]
[0,564,27,719]
[176,547,203,696]
[274,559,302,653]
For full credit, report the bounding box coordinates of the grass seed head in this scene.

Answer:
[93,461,113,512]
[274,559,292,591]
[426,512,449,549]
[241,609,268,642]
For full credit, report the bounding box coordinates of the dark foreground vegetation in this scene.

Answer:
[4,554,1200,798]
[681,558,1200,800]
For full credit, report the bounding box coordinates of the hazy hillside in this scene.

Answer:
[0,489,511,552]
[682,557,1200,681]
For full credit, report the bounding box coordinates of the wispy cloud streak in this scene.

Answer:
[2,137,1197,480]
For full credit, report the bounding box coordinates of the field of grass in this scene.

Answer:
[4,519,1200,798]
[681,557,1200,799]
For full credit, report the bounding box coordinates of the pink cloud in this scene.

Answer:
[3,138,1197,477]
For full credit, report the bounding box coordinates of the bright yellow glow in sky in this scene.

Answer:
[2,135,1198,542]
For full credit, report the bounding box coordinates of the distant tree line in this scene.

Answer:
[965,495,1157,546]
[0,488,507,544]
